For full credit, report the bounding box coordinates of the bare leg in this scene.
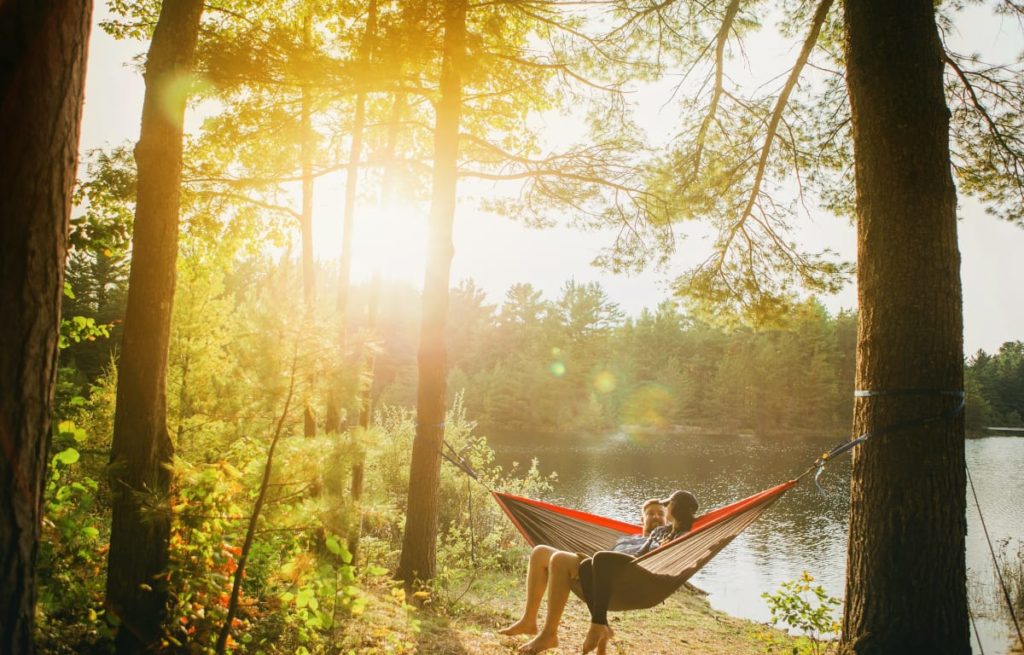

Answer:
[518,551,580,654]
[500,545,557,636]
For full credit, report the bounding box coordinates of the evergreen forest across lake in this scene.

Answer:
[62,268,1024,440]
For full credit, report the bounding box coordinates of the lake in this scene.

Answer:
[487,431,1024,654]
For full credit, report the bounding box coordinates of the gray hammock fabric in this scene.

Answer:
[492,480,797,611]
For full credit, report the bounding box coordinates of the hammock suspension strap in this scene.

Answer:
[806,388,965,493]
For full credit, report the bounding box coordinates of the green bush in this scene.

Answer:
[762,572,841,655]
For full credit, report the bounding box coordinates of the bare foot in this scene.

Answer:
[518,631,559,654]
[581,623,613,654]
[499,618,539,636]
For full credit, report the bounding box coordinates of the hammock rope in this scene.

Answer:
[437,387,1023,623]
[967,460,1024,648]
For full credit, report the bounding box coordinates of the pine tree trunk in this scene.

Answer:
[348,273,381,559]
[105,2,203,652]
[0,2,92,652]
[337,0,376,327]
[300,14,318,439]
[841,1,968,652]
[330,0,378,434]
[396,0,466,584]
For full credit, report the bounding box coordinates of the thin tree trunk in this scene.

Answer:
[215,350,299,655]
[300,14,316,312]
[0,2,92,652]
[841,1,968,653]
[347,273,381,559]
[105,2,203,652]
[329,0,378,434]
[396,0,466,584]
[300,14,318,438]
[337,0,377,329]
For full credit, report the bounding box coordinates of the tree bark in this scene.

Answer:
[0,2,92,652]
[396,0,466,584]
[105,1,203,652]
[841,1,968,653]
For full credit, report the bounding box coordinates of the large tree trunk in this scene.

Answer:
[0,2,92,652]
[105,2,203,652]
[841,1,968,653]
[396,0,466,584]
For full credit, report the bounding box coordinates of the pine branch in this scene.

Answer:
[692,0,741,178]
[709,0,834,279]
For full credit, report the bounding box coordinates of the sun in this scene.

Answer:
[347,200,428,286]
[311,173,428,287]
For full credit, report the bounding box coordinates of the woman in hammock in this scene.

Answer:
[501,491,698,655]
[579,490,699,654]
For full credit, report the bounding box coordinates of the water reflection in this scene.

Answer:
[487,431,1023,655]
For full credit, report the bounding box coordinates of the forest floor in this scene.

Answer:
[332,572,809,654]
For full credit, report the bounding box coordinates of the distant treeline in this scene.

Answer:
[370,280,1024,436]
[61,261,1022,437]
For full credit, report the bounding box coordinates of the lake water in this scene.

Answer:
[487,431,1024,654]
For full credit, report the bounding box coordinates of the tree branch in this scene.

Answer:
[711,0,834,277]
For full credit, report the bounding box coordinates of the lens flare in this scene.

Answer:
[549,361,566,377]
[621,382,676,430]
[159,72,211,126]
[593,370,616,393]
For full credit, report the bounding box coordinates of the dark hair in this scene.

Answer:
[662,490,698,532]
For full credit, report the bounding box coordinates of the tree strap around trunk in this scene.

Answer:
[804,388,965,493]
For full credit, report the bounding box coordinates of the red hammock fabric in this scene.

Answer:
[492,480,797,578]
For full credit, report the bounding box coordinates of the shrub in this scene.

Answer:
[762,572,841,655]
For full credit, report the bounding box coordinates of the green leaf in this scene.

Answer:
[296,589,314,609]
[54,448,80,465]
[325,537,342,556]
[316,610,333,629]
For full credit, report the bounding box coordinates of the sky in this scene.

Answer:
[78,3,1024,355]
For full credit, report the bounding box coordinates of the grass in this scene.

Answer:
[332,571,809,654]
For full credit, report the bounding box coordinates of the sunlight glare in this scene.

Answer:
[310,172,428,287]
[348,200,428,286]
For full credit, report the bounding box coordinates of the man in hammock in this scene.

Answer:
[500,492,698,655]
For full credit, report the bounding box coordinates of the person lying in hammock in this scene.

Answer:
[579,490,699,654]
[500,491,698,655]
[498,498,666,651]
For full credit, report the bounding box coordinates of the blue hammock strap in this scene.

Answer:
[808,388,965,494]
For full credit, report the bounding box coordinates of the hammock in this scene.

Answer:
[491,480,797,611]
